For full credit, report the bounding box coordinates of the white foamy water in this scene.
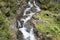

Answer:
[18,0,41,40]
[34,1,41,12]
[21,11,34,23]
[23,1,33,16]
[19,27,30,39]
[30,27,36,40]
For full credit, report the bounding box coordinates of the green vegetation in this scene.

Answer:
[34,10,60,40]
[0,0,17,40]
[0,0,17,18]
[33,0,60,40]
[39,0,60,13]
[0,13,14,40]
[0,0,60,40]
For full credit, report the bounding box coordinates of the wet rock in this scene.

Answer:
[45,14,49,16]
[17,30,24,40]
[42,37,45,40]
[5,12,10,17]
[31,7,37,12]
[26,11,31,14]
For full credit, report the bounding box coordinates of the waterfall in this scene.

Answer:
[17,0,41,40]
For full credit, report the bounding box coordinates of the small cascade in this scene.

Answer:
[30,27,36,40]
[17,0,41,40]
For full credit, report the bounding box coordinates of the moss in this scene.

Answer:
[34,10,60,40]
[0,0,17,40]
[0,0,17,19]
[1,7,10,14]
[0,13,14,40]
[39,0,60,13]
[0,1,7,7]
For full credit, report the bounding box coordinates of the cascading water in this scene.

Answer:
[17,0,41,40]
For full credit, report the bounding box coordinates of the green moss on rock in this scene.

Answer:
[33,10,60,40]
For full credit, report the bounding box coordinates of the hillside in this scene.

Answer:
[0,0,60,40]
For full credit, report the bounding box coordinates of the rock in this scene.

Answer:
[17,30,24,40]
[5,11,10,17]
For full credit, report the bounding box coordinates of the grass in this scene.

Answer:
[34,10,60,40]
[0,13,13,40]
[0,0,17,40]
